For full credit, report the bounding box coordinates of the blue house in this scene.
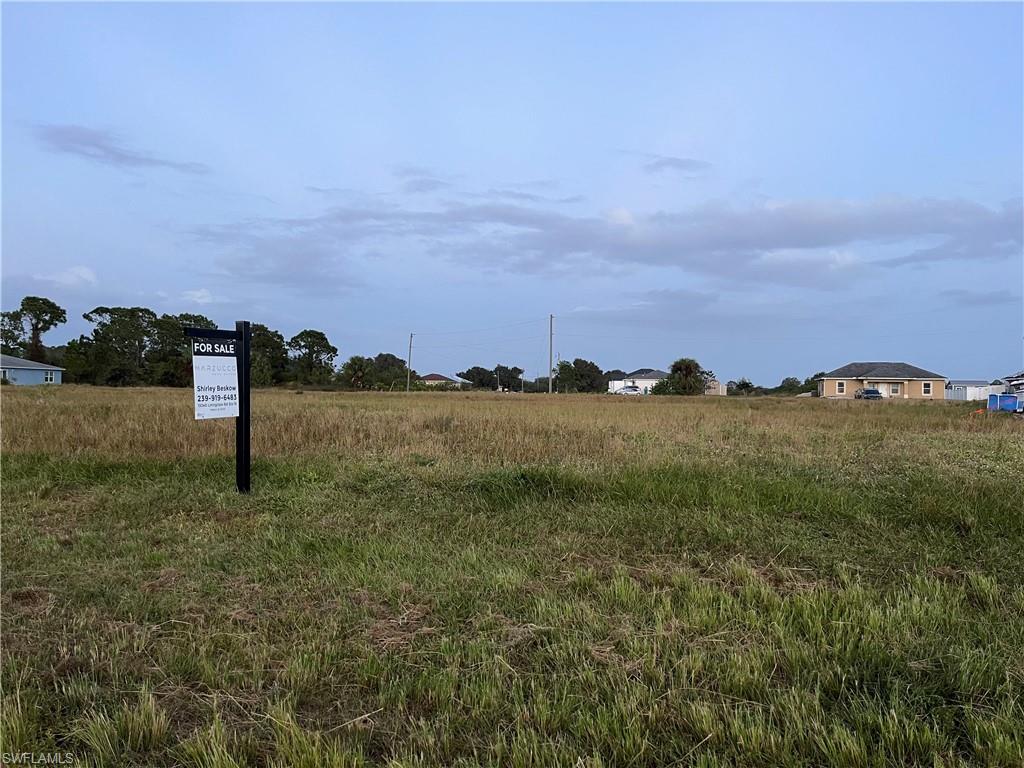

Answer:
[0,354,64,385]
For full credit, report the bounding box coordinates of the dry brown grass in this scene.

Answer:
[2,385,1018,476]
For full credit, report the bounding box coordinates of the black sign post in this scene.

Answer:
[234,321,251,493]
[185,321,252,494]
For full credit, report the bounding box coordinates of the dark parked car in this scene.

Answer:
[855,388,883,400]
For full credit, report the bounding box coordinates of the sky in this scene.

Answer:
[3,2,1022,384]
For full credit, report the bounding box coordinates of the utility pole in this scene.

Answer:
[496,365,500,392]
[522,368,526,393]
[548,314,554,394]
[406,333,414,392]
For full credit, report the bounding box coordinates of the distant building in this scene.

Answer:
[1002,370,1024,395]
[946,380,1006,401]
[607,368,668,395]
[704,379,727,396]
[607,368,727,395]
[419,373,457,387]
[817,362,945,399]
[0,354,64,385]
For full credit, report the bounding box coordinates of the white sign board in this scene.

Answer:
[191,338,239,420]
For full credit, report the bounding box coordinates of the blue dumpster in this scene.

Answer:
[988,393,1020,412]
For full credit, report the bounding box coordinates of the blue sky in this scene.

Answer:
[3,2,1022,383]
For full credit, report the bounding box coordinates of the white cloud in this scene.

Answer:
[606,207,636,227]
[182,288,215,304]
[33,265,98,287]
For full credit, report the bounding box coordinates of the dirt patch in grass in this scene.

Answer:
[8,587,53,616]
[589,643,644,675]
[350,589,438,651]
[142,568,183,593]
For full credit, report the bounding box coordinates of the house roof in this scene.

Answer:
[1003,370,1024,382]
[821,362,944,380]
[625,368,668,379]
[420,373,455,382]
[0,353,64,371]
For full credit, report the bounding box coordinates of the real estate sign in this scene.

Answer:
[191,338,240,420]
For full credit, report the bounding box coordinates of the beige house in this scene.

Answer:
[818,362,946,400]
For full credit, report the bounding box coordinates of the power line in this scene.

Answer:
[413,317,547,336]
[414,335,547,351]
[553,325,998,345]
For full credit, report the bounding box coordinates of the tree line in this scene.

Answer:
[1,295,823,394]
[726,374,824,397]
[1,296,347,388]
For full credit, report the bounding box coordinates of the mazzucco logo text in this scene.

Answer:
[2,754,76,765]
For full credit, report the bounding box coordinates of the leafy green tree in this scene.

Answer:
[570,359,604,393]
[335,352,414,390]
[45,344,68,368]
[372,353,411,389]
[0,310,26,356]
[80,306,158,385]
[650,378,673,395]
[604,369,626,384]
[777,376,802,393]
[147,313,216,387]
[178,313,218,331]
[61,336,95,383]
[729,378,759,396]
[554,360,577,392]
[251,324,289,386]
[457,366,497,389]
[288,329,337,384]
[653,358,714,396]
[251,355,274,388]
[495,364,524,391]
[21,296,67,362]
[339,355,374,389]
[2,296,67,362]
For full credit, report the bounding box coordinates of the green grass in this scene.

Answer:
[2,391,1023,766]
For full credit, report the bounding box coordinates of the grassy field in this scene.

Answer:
[2,386,1022,767]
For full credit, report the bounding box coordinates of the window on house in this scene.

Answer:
[891,383,900,395]
[922,382,932,396]
[836,381,845,394]
[1,370,7,381]
[44,371,55,383]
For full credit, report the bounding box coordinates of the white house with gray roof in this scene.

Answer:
[607,368,668,394]
[607,367,726,395]
[1,354,64,385]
